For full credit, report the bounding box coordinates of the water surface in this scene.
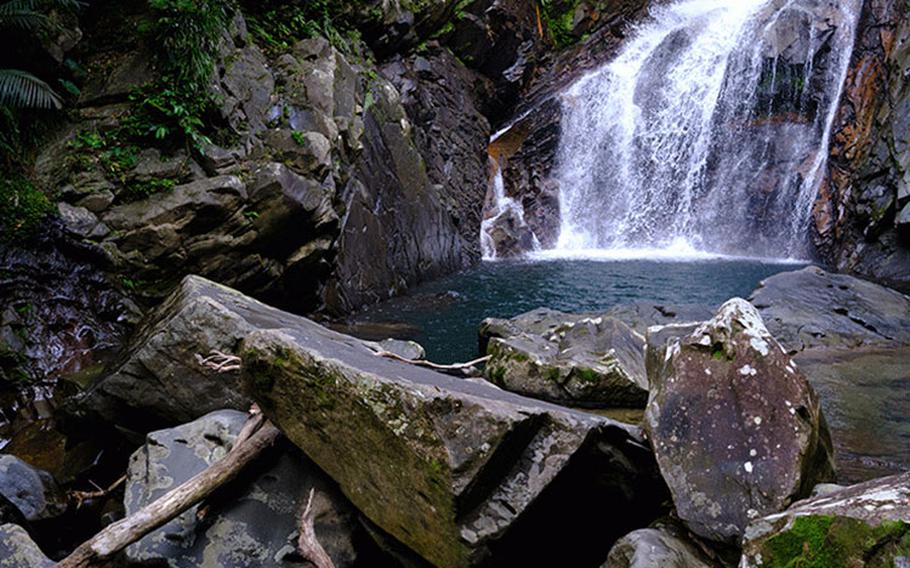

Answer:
[352,257,801,363]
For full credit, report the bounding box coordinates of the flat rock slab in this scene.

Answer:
[126,409,363,567]
[108,277,664,567]
[795,346,910,482]
[480,308,649,407]
[750,265,910,353]
[645,299,835,544]
[741,472,910,567]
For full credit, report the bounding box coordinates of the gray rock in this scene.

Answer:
[750,266,910,353]
[898,201,910,227]
[0,456,66,523]
[645,299,835,544]
[160,276,662,568]
[793,346,910,481]
[741,472,910,567]
[605,303,715,335]
[131,148,193,181]
[604,523,716,568]
[0,524,53,568]
[57,202,105,239]
[126,410,362,567]
[74,189,115,213]
[482,309,648,407]
[482,206,538,258]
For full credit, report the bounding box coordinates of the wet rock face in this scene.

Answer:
[0,224,133,389]
[0,524,53,568]
[382,49,493,266]
[749,265,910,353]
[644,299,835,545]
[481,308,648,407]
[816,0,910,289]
[740,472,910,567]
[125,410,364,567]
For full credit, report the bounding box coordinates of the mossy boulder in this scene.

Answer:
[481,309,648,408]
[645,299,835,545]
[741,472,910,567]
[231,288,663,566]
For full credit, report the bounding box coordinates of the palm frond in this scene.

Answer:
[0,0,83,30]
[0,0,83,13]
[0,69,62,109]
[0,7,50,30]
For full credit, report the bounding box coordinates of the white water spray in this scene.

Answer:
[552,0,861,260]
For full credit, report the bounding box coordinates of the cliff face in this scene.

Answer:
[814,0,910,289]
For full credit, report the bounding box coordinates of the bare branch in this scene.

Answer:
[297,488,335,568]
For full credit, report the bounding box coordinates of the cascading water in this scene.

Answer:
[481,158,540,259]
[553,0,861,259]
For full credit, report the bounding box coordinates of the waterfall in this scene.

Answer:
[553,0,861,259]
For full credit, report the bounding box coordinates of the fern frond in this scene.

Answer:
[0,69,62,109]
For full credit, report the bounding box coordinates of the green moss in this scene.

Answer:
[546,366,562,383]
[760,515,910,568]
[573,367,601,384]
[0,175,53,242]
[539,0,582,49]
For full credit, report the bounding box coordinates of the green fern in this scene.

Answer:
[0,69,61,109]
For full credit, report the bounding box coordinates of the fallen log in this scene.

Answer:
[55,417,282,567]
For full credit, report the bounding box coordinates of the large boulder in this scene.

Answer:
[0,456,66,524]
[0,524,53,568]
[481,308,648,407]
[740,472,910,567]
[749,266,910,353]
[644,299,835,544]
[130,276,669,567]
[604,521,717,568]
[125,410,365,567]
[75,276,254,433]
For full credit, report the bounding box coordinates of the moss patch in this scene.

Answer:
[760,515,910,568]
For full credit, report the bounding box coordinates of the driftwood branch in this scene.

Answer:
[69,475,127,510]
[373,351,491,372]
[297,488,335,568]
[196,350,242,373]
[56,416,281,568]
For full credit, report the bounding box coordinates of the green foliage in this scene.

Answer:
[0,174,52,241]
[124,83,212,149]
[539,0,580,49]
[242,0,354,55]
[148,0,233,92]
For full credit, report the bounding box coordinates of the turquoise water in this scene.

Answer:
[350,257,803,363]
